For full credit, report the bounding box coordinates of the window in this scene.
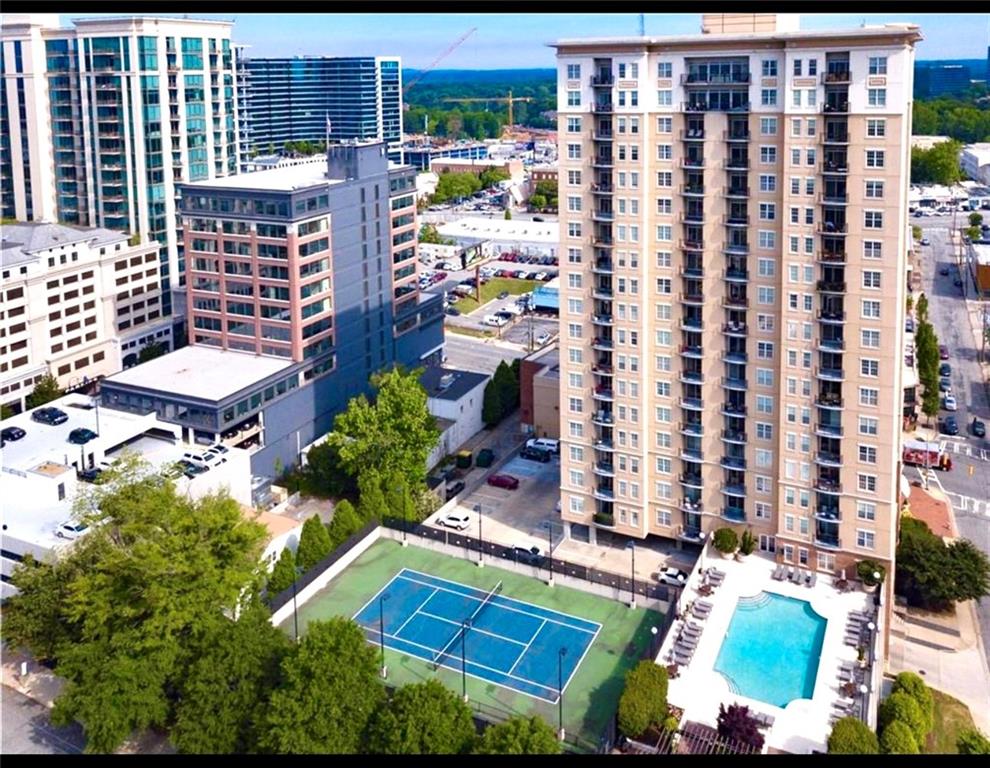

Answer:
[567,247,582,264]
[758,231,775,249]
[863,271,881,289]
[567,143,581,160]
[861,330,880,349]
[857,502,877,521]
[656,225,672,242]
[566,63,581,79]
[656,198,672,214]
[793,59,803,76]
[865,180,884,199]
[857,530,876,551]
[792,89,802,107]
[759,174,776,192]
[656,251,671,267]
[859,416,879,436]
[657,61,672,78]
[762,59,778,77]
[867,88,886,108]
[862,300,881,320]
[656,171,672,187]
[568,397,583,413]
[864,211,883,229]
[791,148,801,167]
[760,146,777,164]
[567,222,582,238]
[867,119,886,137]
[761,88,777,106]
[808,59,817,76]
[859,445,877,464]
[757,368,773,387]
[567,90,581,107]
[868,56,888,75]
[656,116,672,133]
[566,117,582,133]
[567,322,582,339]
[760,117,777,135]
[759,202,776,221]
[758,258,775,277]
[861,359,879,377]
[756,422,773,440]
[567,298,583,314]
[858,474,877,493]
[866,150,885,168]
[569,470,584,487]
[859,387,879,407]
[864,241,883,260]
[791,118,802,137]
[757,341,774,359]
[567,170,582,186]
[657,89,672,106]
[756,395,773,414]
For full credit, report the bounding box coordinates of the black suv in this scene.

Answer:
[32,407,68,426]
[1,426,27,446]
[511,546,544,565]
[940,416,959,436]
[520,445,552,463]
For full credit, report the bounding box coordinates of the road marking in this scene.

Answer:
[944,492,990,518]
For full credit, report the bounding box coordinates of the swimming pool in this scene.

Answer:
[714,592,827,708]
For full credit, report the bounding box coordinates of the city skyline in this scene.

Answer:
[56,13,990,69]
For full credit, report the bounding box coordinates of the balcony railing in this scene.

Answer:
[823,131,850,144]
[592,259,614,273]
[725,268,749,281]
[818,222,848,235]
[722,377,748,391]
[815,394,844,408]
[591,75,614,86]
[681,184,705,196]
[680,397,704,411]
[680,317,704,332]
[724,129,751,141]
[592,131,614,141]
[820,192,849,205]
[681,72,751,85]
[725,215,749,227]
[679,292,705,305]
[822,101,850,114]
[815,451,843,467]
[592,337,614,350]
[592,102,614,114]
[680,239,704,251]
[594,512,616,527]
[594,439,615,452]
[593,387,614,401]
[822,70,851,84]
[818,251,847,264]
[722,507,746,522]
[682,157,706,170]
[723,349,748,364]
[815,535,842,550]
[722,322,748,336]
[723,295,749,309]
[722,403,747,416]
[725,157,749,171]
[594,486,616,501]
[591,410,615,425]
[592,285,615,299]
[680,447,704,462]
[680,474,704,487]
[591,209,615,222]
[817,310,847,323]
[821,161,849,174]
[680,344,704,358]
[591,184,614,194]
[592,314,614,326]
[679,422,704,436]
[721,455,747,471]
[721,429,747,443]
[814,478,843,494]
[681,498,704,513]
[681,128,706,141]
[817,280,847,293]
[722,483,747,497]
[725,186,750,198]
[592,156,615,168]
[683,101,752,113]
[594,462,616,476]
[815,422,844,438]
[680,265,704,279]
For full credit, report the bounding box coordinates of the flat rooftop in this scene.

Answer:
[420,366,489,402]
[103,346,296,401]
[185,162,341,192]
[437,217,559,244]
[1,221,124,268]
[971,242,990,266]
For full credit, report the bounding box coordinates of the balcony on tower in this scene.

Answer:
[815,435,843,467]
[722,361,748,391]
[592,151,614,169]
[681,307,704,332]
[722,393,747,418]
[822,148,849,175]
[680,415,704,437]
[683,200,705,225]
[682,175,706,197]
[818,328,845,353]
[821,179,848,205]
[817,264,847,294]
[681,330,704,359]
[818,239,847,265]
[815,467,842,495]
[591,408,615,426]
[682,147,706,170]
[593,277,614,300]
[815,410,844,438]
[593,256,614,274]
[681,253,705,279]
[725,232,749,255]
[680,435,704,463]
[722,468,746,498]
[726,202,749,227]
[726,175,750,198]
[815,516,841,549]
[592,204,615,223]
[682,58,750,86]
[725,118,750,141]
[594,499,615,528]
[816,380,844,410]
[823,117,850,144]
[723,285,748,310]
[722,503,746,522]
[591,67,614,87]
[592,100,614,114]
[721,422,747,444]
[682,117,706,141]
[725,147,749,171]
[592,119,614,142]
[818,295,846,324]
[725,255,749,283]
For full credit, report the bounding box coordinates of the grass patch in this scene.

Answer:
[445,325,496,339]
[926,687,976,753]
[453,277,539,315]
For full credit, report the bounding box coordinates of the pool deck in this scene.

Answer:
[660,553,874,754]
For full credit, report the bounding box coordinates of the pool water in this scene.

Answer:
[713,592,827,708]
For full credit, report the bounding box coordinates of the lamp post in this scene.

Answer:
[291,567,301,644]
[547,517,555,587]
[398,485,408,546]
[461,619,471,702]
[557,647,568,741]
[475,503,484,568]
[627,540,636,608]
[379,593,390,678]
[650,626,659,658]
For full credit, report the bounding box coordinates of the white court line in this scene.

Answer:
[393,587,440,638]
[506,618,548,678]
[418,609,529,647]
[351,570,409,622]
[397,568,601,634]
[560,620,603,700]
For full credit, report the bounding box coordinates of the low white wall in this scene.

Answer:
[269,526,382,627]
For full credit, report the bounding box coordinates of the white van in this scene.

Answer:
[526,437,559,455]
[483,314,508,327]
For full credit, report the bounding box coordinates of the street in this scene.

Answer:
[443,333,524,376]
[917,217,990,661]
[1,686,85,754]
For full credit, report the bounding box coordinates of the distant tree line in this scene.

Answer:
[913,97,990,144]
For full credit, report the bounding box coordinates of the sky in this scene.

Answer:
[59,12,990,69]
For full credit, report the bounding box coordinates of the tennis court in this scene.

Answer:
[353,568,599,701]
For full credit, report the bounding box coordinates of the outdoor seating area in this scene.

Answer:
[772,565,817,588]
[666,567,728,669]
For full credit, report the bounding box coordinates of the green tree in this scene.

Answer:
[896,517,990,611]
[528,193,547,210]
[890,672,934,735]
[357,468,390,522]
[384,474,420,525]
[482,379,502,427]
[138,341,168,364]
[32,454,268,752]
[910,140,963,185]
[969,212,984,227]
[534,180,558,210]
[326,499,362,548]
[366,679,476,754]
[878,692,928,746]
[294,441,358,500]
[494,359,519,413]
[504,209,512,220]
[296,514,333,571]
[966,225,982,242]
[916,293,929,323]
[419,223,446,245]
[957,728,990,754]
[880,720,920,754]
[260,618,384,754]
[1,403,14,419]
[172,599,290,754]
[479,166,510,189]
[912,224,923,241]
[267,547,298,595]
[827,717,880,754]
[617,661,668,738]
[473,715,561,754]
[921,385,941,426]
[25,372,64,409]
[330,366,439,490]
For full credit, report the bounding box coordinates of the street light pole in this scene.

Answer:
[627,540,636,608]
[547,517,554,587]
[292,570,300,644]
[379,594,390,678]
[476,503,484,568]
[398,485,408,546]
[461,619,470,702]
[650,626,659,659]
[557,647,567,741]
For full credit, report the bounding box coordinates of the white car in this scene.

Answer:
[536,331,552,345]
[943,395,958,411]
[56,521,89,540]
[656,567,689,587]
[526,437,559,454]
[439,511,471,530]
[483,314,509,327]
[183,450,221,468]
[534,271,548,281]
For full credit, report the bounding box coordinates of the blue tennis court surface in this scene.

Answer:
[353,568,601,701]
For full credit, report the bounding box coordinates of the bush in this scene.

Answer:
[739,528,756,556]
[857,560,886,587]
[890,672,934,734]
[296,514,332,571]
[617,661,668,738]
[716,703,764,751]
[267,547,297,594]
[827,717,880,754]
[957,728,990,754]
[878,692,928,746]
[880,720,919,754]
[326,499,362,549]
[712,527,738,554]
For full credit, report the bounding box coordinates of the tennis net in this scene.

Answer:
[433,579,503,670]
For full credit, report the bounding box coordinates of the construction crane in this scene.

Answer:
[441,90,534,135]
[403,27,478,95]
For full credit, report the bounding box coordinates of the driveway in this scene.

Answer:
[1,686,85,754]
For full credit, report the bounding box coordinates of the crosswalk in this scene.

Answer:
[944,491,990,518]
[942,440,990,462]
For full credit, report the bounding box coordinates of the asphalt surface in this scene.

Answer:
[915,216,990,663]
[1,686,85,754]
[442,334,524,376]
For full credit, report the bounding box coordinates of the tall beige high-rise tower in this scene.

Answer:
[553,15,921,582]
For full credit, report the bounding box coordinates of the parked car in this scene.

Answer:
[920,238,931,246]
[487,473,520,490]
[494,310,514,322]
[475,448,495,468]
[512,545,544,564]
[1,426,27,444]
[68,427,98,445]
[939,363,952,377]
[532,216,545,222]
[497,290,510,300]
[971,418,986,438]
[526,437,560,454]
[939,377,952,392]
[445,307,461,316]
[483,314,509,327]
[940,416,959,435]
[943,394,958,411]
[32,407,68,426]
[514,270,529,279]
[56,520,90,540]
[905,317,915,333]
[536,331,552,345]
[78,467,104,483]
[939,345,949,360]
[439,509,471,529]
[656,567,689,587]
[520,445,552,463]
[179,459,208,478]
[182,450,221,468]
[444,482,466,502]
[534,271,548,281]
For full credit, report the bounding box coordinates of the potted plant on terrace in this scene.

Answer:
[857,560,886,592]
[737,528,756,560]
[712,527,739,560]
